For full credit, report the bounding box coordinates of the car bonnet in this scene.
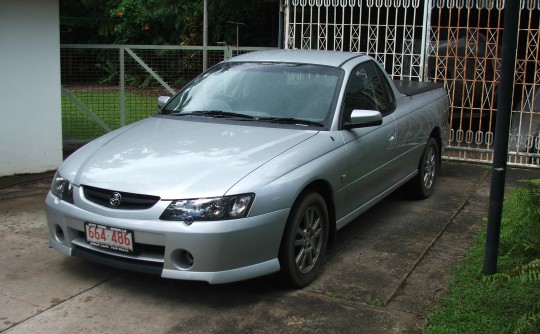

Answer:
[63,117,318,199]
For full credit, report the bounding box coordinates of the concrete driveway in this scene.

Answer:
[0,162,537,333]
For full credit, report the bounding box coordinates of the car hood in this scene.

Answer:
[63,117,318,199]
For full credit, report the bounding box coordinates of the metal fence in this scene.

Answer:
[60,45,272,143]
[284,0,540,167]
[61,29,539,168]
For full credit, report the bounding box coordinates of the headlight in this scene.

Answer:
[160,194,254,222]
[50,171,74,204]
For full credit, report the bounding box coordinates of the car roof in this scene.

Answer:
[225,49,368,68]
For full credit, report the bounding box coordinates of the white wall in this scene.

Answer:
[0,0,62,176]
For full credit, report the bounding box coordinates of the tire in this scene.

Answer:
[279,192,329,288]
[409,137,439,199]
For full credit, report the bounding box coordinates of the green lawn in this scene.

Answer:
[61,90,158,140]
[424,180,540,334]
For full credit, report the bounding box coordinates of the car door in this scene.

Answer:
[338,61,399,219]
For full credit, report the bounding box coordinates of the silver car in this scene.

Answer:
[46,50,449,287]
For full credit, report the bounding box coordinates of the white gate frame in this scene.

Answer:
[283,0,540,168]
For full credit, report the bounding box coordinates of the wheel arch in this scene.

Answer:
[295,179,337,244]
[429,126,443,165]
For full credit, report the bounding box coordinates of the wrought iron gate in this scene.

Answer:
[285,0,540,167]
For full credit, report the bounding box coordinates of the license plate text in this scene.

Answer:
[85,222,134,253]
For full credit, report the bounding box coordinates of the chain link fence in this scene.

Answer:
[60,45,273,143]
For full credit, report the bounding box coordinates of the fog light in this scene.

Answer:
[171,249,194,270]
[54,224,65,243]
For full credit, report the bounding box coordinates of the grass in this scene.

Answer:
[423,180,540,334]
[62,90,158,140]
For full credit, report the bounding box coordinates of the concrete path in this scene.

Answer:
[0,162,537,333]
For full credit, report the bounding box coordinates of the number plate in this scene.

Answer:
[85,222,134,254]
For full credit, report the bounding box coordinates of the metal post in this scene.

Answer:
[483,0,521,275]
[419,0,432,81]
[226,21,245,47]
[119,47,125,127]
[203,0,208,71]
[278,0,284,48]
[283,0,290,49]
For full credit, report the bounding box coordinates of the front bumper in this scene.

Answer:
[45,192,288,284]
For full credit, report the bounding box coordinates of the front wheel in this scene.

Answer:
[279,192,329,288]
[409,137,439,199]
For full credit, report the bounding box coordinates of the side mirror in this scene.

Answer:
[345,109,383,129]
[157,96,171,109]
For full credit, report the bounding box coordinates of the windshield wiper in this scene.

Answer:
[187,110,255,120]
[257,117,324,127]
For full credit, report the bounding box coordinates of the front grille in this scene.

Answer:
[83,185,160,209]
[72,246,163,275]
[133,242,166,258]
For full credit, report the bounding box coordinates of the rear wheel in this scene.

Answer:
[279,192,329,288]
[409,137,439,199]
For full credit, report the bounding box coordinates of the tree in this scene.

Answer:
[60,0,271,46]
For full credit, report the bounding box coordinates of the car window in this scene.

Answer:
[342,61,395,123]
[162,62,342,124]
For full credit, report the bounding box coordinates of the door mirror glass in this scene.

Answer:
[346,109,383,129]
[157,96,171,109]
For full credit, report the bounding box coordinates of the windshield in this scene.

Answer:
[161,62,342,125]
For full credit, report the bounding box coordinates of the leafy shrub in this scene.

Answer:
[486,179,540,334]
